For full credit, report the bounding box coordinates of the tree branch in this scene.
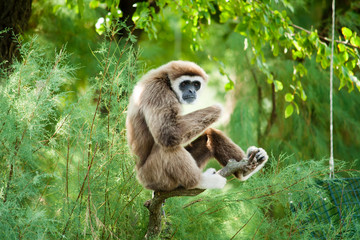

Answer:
[144,153,257,239]
[289,23,360,49]
[245,53,263,145]
[262,82,277,139]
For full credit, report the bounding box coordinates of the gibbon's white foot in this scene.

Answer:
[238,146,269,181]
[196,168,227,189]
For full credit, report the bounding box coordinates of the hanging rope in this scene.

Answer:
[329,0,335,178]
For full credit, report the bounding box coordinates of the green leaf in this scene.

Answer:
[285,104,294,118]
[337,44,346,52]
[296,63,307,77]
[89,0,99,8]
[190,42,200,52]
[309,31,318,42]
[53,4,62,13]
[292,50,303,60]
[346,60,356,70]
[350,75,360,92]
[293,101,299,114]
[293,40,302,51]
[324,46,331,56]
[285,93,294,102]
[350,36,360,47]
[341,27,352,39]
[316,44,324,62]
[219,66,225,75]
[224,80,234,91]
[272,43,279,56]
[220,12,231,23]
[339,66,350,90]
[235,22,247,34]
[321,58,329,69]
[301,89,307,101]
[207,2,216,14]
[274,80,283,92]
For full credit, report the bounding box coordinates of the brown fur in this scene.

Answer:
[185,128,246,178]
[126,61,247,191]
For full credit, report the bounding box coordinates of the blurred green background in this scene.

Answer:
[17,0,360,164]
[1,0,360,239]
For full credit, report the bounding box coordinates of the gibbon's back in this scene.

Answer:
[126,80,155,169]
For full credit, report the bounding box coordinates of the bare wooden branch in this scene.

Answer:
[217,159,250,177]
[143,153,258,239]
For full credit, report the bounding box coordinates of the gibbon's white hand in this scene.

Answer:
[246,146,269,163]
[196,168,227,189]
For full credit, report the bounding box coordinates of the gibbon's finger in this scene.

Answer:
[255,149,268,163]
[246,146,257,156]
[248,150,259,164]
[255,152,265,161]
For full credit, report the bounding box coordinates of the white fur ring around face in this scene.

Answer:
[196,168,227,189]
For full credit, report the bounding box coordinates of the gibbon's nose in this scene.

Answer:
[188,88,195,94]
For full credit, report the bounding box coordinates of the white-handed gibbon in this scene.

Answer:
[126,60,268,191]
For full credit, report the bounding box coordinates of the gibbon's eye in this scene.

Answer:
[193,81,201,90]
[180,80,190,88]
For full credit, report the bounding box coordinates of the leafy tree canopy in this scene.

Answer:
[73,0,360,118]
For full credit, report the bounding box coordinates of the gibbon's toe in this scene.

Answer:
[204,168,217,175]
[246,146,258,157]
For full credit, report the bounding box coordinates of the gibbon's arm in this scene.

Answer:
[178,105,222,144]
[144,104,221,148]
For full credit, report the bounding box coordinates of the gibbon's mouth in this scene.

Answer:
[183,96,196,103]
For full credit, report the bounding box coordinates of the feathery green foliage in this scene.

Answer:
[1,34,359,239]
[0,32,150,239]
[156,156,360,239]
[2,1,360,238]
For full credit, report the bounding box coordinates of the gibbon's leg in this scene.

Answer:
[165,146,226,190]
[185,128,245,168]
[184,133,213,169]
[138,143,226,191]
[185,128,268,180]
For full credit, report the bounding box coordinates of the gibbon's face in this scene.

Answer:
[171,75,204,104]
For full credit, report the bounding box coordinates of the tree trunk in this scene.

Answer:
[0,0,32,68]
